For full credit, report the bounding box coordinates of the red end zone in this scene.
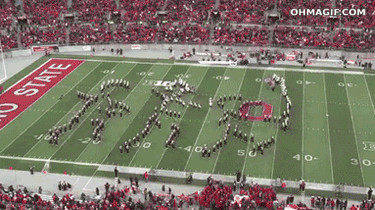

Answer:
[0,58,85,131]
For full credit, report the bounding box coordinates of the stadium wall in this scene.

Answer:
[3,43,375,62]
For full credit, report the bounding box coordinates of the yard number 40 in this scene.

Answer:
[293,154,318,161]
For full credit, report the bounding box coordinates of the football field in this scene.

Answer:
[1,55,375,188]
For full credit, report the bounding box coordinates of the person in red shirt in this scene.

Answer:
[144,171,149,182]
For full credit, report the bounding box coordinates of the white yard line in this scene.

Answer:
[73,63,142,161]
[0,61,97,154]
[270,71,286,179]
[322,73,335,184]
[182,68,229,171]
[343,75,366,186]
[117,64,178,166]
[301,72,305,180]
[79,64,164,191]
[46,63,124,160]
[131,66,189,167]
[24,63,119,157]
[134,66,195,167]
[85,64,172,167]
[363,75,375,116]
[212,69,247,173]
[154,67,209,169]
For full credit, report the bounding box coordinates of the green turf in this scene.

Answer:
[2,55,375,188]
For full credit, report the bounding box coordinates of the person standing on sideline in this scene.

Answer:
[300,180,305,192]
[114,167,119,178]
[144,171,149,182]
[368,187,373,200]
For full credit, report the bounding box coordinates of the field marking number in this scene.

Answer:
[351,158,373,167]
[102,70,115,74]
[213,76,230,80]
[293,154,318,161]
[175,74,191,79]
[138,72,154,76]
[338,82,356,87]
[238,149,257,157]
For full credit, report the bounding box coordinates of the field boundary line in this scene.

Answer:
[0,60,93,154]
[211,69,247,173]
[343,75,366,186]
[0,154,369,194]
[54,58,372,76]
[24,62,121,157]
[322,74,335,184]
[270,71,286,179]
[182,68,229,171]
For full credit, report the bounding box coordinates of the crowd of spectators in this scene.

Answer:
[338,0,375,29]
[218,0,274,24]
[119,0,164,23]
[20,26,67,47]
[212,26,269,45]
[0,0,17,29]
[0,177,305,210]
[114,24,158,43]
[1,0,375,52]
[310,195,348,209]
[158,23,210,44]
[23,0,66,26]
[277,0,332,26]
[165,0,214,23]
[0,33,17,50]
[332,29,375,51]
[72,0,117,24]
[69,23,113,44]
[273,26,331,48]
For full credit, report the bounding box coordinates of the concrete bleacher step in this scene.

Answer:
[161,0,170,11]
[37,194,54,202]
[214,0,220,10]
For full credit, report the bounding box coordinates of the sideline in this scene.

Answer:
[58,58,371,76]
[0,155,368,195]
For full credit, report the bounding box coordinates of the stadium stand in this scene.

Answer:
[212,26,269,45]
[69,23,112,44]
[157,23,210,44]
[0,0,374,50]
[165,0,214,23]
[23,0,67,26]
[218,0,275,24]
[0,180,310,209]
[72,0,117,23]
[119,0,165,22]
[277,0,332,26]
[20,25,67,47]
